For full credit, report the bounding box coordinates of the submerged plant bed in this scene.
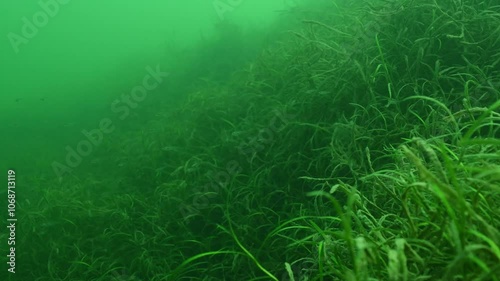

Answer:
[4,0,500,280]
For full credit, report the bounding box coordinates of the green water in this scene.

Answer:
[0,0,295,174]
[1,0,499,280]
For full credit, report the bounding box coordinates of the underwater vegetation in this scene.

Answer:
[2,0,500,280]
